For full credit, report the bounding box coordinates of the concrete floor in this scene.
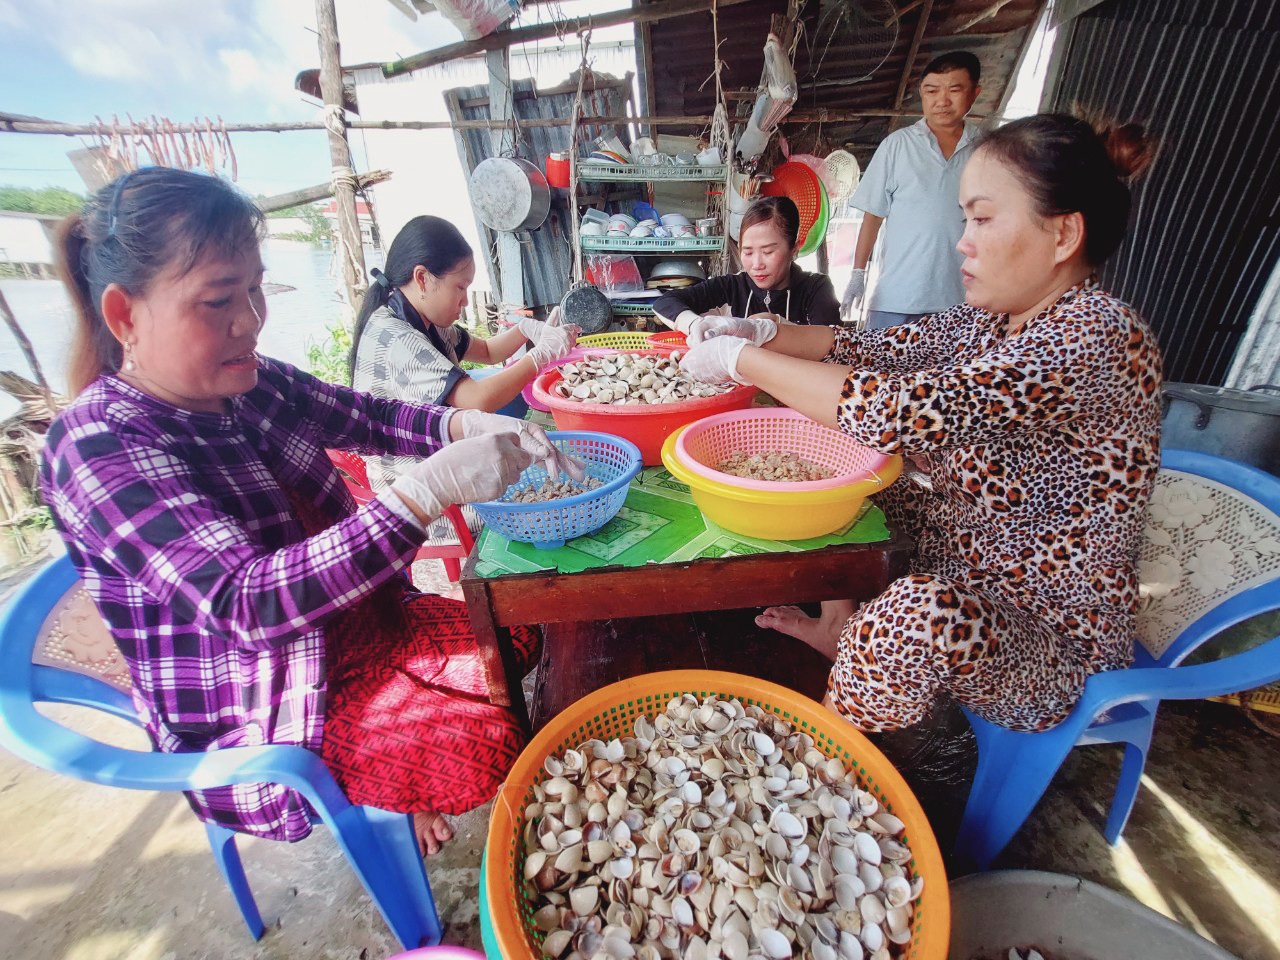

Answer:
[1,560,1277,960]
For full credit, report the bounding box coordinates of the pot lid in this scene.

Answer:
[1164,382,1280,415]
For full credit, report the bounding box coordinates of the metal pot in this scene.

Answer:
[469,157,550,232]
[1162,382,1280,475]
[559,282,612,334]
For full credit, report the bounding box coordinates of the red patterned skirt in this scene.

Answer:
[320,587,540,814]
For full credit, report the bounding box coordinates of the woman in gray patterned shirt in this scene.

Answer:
[351,216,577,490]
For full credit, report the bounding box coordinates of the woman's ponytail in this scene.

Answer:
[58,212,122,396]
[349,267,394,383]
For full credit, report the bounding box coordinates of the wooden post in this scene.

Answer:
[315,0,367,317]
[0,289,53,405]
[487,47,524,311]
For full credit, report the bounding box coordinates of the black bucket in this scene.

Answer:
[1162,383,1280,475]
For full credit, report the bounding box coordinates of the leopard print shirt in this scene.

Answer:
[827,279,1163,642]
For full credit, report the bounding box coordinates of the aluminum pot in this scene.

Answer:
[469,157,550,232]
[559,282,612,335]
[1163,382,1280,476]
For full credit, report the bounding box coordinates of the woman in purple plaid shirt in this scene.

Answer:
[41,168,576,855]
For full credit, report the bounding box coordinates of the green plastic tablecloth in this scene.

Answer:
[472,466,890,577]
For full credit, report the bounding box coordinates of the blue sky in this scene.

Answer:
[0,0,464,198]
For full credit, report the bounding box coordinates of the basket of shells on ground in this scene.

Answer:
[532,350,758,465]
[471,431,643,549]
[482,671,949,960]
[660,408,904,540]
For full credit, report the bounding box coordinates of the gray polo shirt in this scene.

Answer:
[851,118,980,314]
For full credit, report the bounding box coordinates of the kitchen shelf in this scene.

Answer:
[581,236,724,253]
[577,164,728,182]
[609,302,659,316]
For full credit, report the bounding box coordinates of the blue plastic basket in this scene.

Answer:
[472,431,642,549]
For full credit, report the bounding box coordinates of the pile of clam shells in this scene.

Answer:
[508,476,604,504]
[522,694,924,960]
[554,353,733,405]
[716,451,835,483]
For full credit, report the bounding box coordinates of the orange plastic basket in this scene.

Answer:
[645,330,688,351]
[485,670,950,960]
[761,161,823,249]
[531,351,757,465]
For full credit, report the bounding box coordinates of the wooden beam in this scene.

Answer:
[993,0,1050,119]
[0,289,52,402]
[257,169,392,214]
[487,48,524,309]
[315,0,367,317]
[381,0,753,77]
[1,108,978,139]
[889,0,934,134]
[893,0,934,110]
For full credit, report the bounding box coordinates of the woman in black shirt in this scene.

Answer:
[653,197,840,336]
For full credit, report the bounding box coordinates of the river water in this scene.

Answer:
[0,238,380,419]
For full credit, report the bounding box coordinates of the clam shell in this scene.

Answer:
[757,927,791,959]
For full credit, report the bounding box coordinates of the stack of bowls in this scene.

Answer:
[606,213,638,237]
[660,212,694,239]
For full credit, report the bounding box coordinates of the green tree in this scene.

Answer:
[268,202,333,243]
[0,186,84,216]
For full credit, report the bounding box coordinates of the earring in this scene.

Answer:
[123,341,137,372]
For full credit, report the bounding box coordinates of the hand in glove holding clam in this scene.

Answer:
[450,408,587,481]
[678,335,752,385]
[518,307,580,369]
[388,434,532,527]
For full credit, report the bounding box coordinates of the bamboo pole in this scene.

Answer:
[0,290,53,405]
[381,0,752,77]
[315,0,367,315]
[2,109,948,138]
[258,169,392,214]
[888,0,934,134]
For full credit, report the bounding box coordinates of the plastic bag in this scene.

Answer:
[432,0,519,40]
[585,255,644,295]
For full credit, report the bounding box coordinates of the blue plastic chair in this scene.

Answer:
[955,448,1280,868]
[0,553,443,949]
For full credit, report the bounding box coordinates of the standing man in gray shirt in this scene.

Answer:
[842,52,983,328]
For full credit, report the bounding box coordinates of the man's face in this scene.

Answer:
[920,68,980,128]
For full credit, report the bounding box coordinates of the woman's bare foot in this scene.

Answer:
[755,602,848,661]
[413,810,454,856]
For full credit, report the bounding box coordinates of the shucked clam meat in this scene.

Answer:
[523,694,925,960]
[555,352,733,405]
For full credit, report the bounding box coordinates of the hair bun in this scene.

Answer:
[1097,120,1155,181]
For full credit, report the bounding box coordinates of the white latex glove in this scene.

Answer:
[452,408,587,481]
[679,336,751,385]
[841,267,867,319]
[516,314,543,341]
[526,321,580,370]
[516,306,564,341]
[687,315,778,347]
[390,434,532,523]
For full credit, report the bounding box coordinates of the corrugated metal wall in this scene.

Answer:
[445,73,635,310]
[1048,0,1280,386]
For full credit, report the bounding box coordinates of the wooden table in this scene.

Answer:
[459,529,913,730]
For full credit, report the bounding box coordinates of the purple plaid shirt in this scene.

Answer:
[41,357,449,840]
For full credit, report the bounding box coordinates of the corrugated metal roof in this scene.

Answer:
[444,71,636,310]
[645,0,1042,164]
[1048,0,1280,387]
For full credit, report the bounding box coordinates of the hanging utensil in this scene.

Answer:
[469,157,551,232]
[559,282,613,335]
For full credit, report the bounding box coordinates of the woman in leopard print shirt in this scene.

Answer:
[679,114,1162,732]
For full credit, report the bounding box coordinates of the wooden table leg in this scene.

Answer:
[460,569,532,734]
